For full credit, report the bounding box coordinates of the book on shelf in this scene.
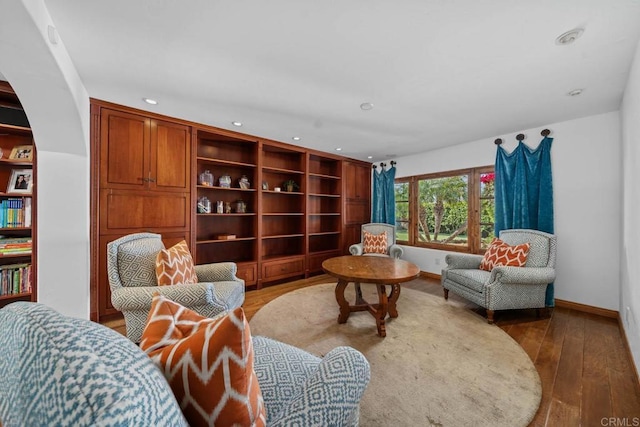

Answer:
[0,197,31,228]
[0,263,31,296]
[0,237,31,255]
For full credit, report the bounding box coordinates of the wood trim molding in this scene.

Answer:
[618,316,640,389]
[554,299,618,319]
[420,271,441,281]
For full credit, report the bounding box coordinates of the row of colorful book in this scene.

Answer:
[0,237,31,255]
[0,263,31,296]
[0,197,31,228]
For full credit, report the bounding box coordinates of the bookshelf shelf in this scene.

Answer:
[0,292,31,301]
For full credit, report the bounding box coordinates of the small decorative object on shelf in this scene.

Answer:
[274,187,281,192]
[8,145,32,161]
[239,175,250,189]
[199,170,214,186]
[216,201,224,214]
[235,199,246,213]
[197,196,211,213]
[216,234,236,240]
[219,174,231,188]
[283,179,299,192]
[7,169,32,194]
[262,181,269,190]
[225,202,232,214]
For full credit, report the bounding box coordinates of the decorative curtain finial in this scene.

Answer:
[516,134,525,142]
[541,129,551,137]
[494,138,503,145]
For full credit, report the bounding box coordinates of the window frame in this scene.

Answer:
[395,165,494,254]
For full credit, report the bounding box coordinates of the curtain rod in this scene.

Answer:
[494,129,551,145]
[372,160,396,169]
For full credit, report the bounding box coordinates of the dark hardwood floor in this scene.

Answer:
[103,274,640,427]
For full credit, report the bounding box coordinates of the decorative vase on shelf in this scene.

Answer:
[235,199,247,213]
[199,170,214,186]
[219,174,231,188]
[197,196,211,213]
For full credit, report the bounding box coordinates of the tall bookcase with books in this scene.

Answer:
[0,82,36,308]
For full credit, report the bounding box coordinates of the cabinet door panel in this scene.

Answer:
[344,162,371,201]
[152,120,190,191]
[100,190,190,233]
[100,109,149,189]
[345,201,370,224]
[343,224,362,254]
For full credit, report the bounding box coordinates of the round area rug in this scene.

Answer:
[249,283,541,427]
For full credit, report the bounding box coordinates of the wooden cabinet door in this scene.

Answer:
[100,109,150,189]
[344,161,371,201]
[151,120,191,192]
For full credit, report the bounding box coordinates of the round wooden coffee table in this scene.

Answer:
[322,255,420,337]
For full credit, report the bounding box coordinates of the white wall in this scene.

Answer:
[621,39,640,373]
[393,111,622,311]
[0,0,90,319]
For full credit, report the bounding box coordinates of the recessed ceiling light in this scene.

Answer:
[367,156,373,159]
[232,121,243,127]
[292,136,301,141]
[360,102,374,111]
[143,98,158,105]
[566,88,584,97]
[335,147,342,151]
[555,28,584,45]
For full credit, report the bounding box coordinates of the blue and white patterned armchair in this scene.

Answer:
[107,232,245,343]
[0,302,370,426]
[441,229,557,323]
[349,222,404,259]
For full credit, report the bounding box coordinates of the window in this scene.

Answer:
[394,166,494,254]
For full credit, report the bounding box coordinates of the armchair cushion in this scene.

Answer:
[155,240,198,286]
[479,238,530,271]
[116,235,165,288]
[363,230,388,254]
[141,295,266,427]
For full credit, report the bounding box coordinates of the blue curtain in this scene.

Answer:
[495,136,554,306]
[372,166,396,225]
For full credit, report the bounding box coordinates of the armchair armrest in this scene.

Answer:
[269,346,371,427]
[389,244,403,259]
[489,266,556,285]
[111,283,217,311]
[349,243,364,256]
[444,253,483,269]
[194,262,240,283]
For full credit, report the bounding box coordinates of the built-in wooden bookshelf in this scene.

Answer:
[194,130,259,285]
[90,99,371,320]
[307,154,342,273]
[0,82,36,308]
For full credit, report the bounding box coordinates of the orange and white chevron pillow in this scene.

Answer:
[479,238,530,271]
[155,240,198,286]
[140,295,266,427]
[363,230,388,254]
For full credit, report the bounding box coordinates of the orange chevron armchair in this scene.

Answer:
[107,233,245,343]
[441,229,557,323]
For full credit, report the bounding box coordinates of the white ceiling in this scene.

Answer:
[39,0,640,161]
